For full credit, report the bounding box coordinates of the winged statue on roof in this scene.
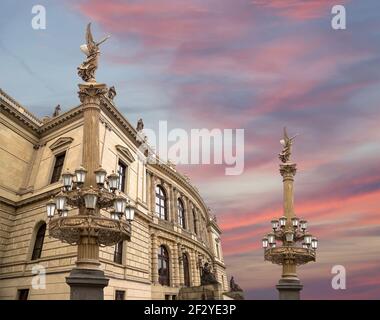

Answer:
[77,23,110,82]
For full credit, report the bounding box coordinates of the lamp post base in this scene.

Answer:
[66,268,109,300]
[276,278,303,300]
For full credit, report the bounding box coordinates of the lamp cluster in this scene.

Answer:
[262,216,318,250]
[46,165,135,222]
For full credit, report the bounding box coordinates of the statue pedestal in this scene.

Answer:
[178,283,223,300]
[66,268,109,300]
[276,278,303,300]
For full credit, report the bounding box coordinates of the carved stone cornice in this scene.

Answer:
[49,137,73,151]
[115,145,135,163]
[99,97,141,148]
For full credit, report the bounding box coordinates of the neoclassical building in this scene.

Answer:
[0,88,228,300]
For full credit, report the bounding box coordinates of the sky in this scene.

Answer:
[1,0,380,299]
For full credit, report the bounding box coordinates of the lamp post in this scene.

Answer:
[262,128,317,300]
[45,23,136,300]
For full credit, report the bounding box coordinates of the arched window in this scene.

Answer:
[182,253,190,287]
[32,223,46,260]
[155,185,167,220]
[158,245,170,286]
[193,210,198,235]
[177,198,186,229]
[114,241,123,264]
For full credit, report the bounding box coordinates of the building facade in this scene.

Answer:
[0,88,228,300]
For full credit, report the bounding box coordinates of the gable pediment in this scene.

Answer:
[49,137,73,151]
[116,145,135,163]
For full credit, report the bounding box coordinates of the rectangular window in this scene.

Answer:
[117,160,127,193]
[17,289,29,300]
[114,241,123,264]
[50,152,66,184]
[115,290,125,300]
[216,242,220,259]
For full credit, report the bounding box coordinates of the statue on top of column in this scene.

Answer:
[278,127,298,163]
[78,23,110,83]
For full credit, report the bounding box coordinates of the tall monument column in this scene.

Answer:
[65,83,109,300]
[65,23,110,300]
[263,128,318,301]
[276,163,303,300]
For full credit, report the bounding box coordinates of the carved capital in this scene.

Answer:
[279,163,297,178]
[78,83,108,105]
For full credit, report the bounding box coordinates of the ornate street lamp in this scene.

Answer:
[262,128,317,300]
[45,23,136,300]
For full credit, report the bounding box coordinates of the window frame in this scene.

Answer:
[113,241,124,264]
[177,198,186,229]
[117,160,127,193]
[31,223,46,261]
[155,185,167,220]
[158,245,170,286]
[50,151,66,184]
[17,289,29,300]
[115,290,125,300]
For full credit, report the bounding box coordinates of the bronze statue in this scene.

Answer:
[278,127,298,163]
[136,118,144,132]
[200,262,219,285]
[230,276,243,292]
[77,23,110,82]
[108,86,116,100]
[52,104,61,117]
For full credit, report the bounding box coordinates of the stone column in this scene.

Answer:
[169,185,176,223]
[189,250,199,286]
[178,244,184,286]
[151,233,159,285]
[276,163,303,300]
[172,243,180,287]
[184,197,192,231]
[66,82,109,300]
[146,171,152,212]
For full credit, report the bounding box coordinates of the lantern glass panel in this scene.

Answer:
[46,201,56,218]
[291,217,299,227]
[304,234,312,244]
[311,238,318,249]
[107,172,119,190]
[268,233,275,244]
[84,193,97,209]
[285,231,294,242]
[55,195,67,211]
[61,208,68,217]
[95,167,107,185]
[75,167,87,184]
[114,197,127,214]
[62,171,74,188]
[125,206,135,221]
[262,237,268,248]
[271,220,279,230]
[279,216,287,227]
